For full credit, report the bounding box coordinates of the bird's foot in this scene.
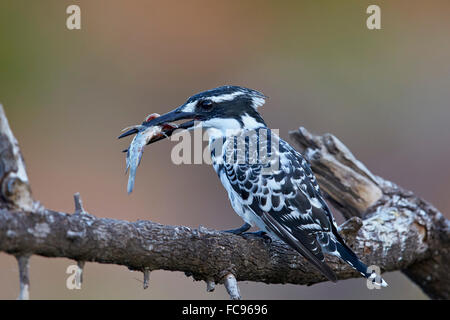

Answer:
[241,231,272,244]
[222,223,251,235]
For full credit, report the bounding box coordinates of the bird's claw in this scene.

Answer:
[222,223,251,235]
[241,231,272,244]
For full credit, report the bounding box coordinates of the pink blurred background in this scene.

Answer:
[0,0,449,299]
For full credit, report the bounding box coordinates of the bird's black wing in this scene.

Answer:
[221,132,338,282]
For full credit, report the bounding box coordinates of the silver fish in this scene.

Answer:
[124,124,165,194]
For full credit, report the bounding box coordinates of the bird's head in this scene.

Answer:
[118,86,268,142]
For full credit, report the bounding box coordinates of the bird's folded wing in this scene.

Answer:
[260,211,338,282]
[222,136,340,282]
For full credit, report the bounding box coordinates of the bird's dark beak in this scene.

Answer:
[117,127,140,139]
[117,107,197,141]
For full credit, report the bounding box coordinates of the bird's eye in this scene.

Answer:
[198,100,213,111]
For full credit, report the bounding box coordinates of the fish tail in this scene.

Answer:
[127,167,137,194]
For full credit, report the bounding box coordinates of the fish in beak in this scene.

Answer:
[118,109,197,193]
[118,107,197,140]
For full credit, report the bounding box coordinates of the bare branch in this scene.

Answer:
[0,204,445,292]
[16,255,30,300]
[73,192,87,287]
[73,192,87,215]
[206,279,215,292]
[224,274,241,300]
[289,127,450,299]
[143,268,150,289]
[0,105,33,211]
[77,261,85,287]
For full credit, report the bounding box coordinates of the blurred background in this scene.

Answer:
[0,0,449,299]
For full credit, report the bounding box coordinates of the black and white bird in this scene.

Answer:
[119,85,387,286]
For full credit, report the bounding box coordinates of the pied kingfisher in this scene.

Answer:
[119,85,387,286]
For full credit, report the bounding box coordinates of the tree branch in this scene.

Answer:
[16,255,30,300]
[0,105,33,211]
[0,105,448,299]
[289,127,450,299]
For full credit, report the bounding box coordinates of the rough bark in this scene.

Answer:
[0,105,448,299]
[289,127,449,299]
[0,106,33,211]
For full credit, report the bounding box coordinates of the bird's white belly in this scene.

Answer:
[218,170,274,235]
[211,136,274,234]
[219,171,253,224]
[218,171,249,222]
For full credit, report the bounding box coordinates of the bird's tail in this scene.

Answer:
[335,240,388,288]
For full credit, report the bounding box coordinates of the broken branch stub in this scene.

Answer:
[0,105,33,211]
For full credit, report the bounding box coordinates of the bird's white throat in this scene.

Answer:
[204,113,265,141]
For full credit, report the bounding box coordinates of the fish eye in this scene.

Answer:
[198,100,213,111]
